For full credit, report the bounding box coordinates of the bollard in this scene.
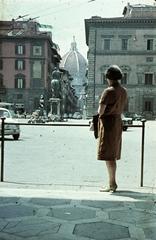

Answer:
[0,117,5,182]
[140,119,146,187]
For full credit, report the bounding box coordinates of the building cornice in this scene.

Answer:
[85,17,156,45]
[0,34,51,41]
[88,83,156,88]
[85,17,156,25]
[89,50,156,56]
[0,35,61,59]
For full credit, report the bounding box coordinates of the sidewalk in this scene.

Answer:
[0,183,156,240]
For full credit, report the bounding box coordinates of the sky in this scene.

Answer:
[0,0,155,58]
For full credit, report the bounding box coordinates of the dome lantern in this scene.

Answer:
[71,36,77,51]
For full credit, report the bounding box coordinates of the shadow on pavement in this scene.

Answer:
[0,187,156,239]
[113,189,156,201]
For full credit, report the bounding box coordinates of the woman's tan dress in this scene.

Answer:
[97,83,127,161]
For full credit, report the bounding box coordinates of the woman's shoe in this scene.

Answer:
[100,184,117,193]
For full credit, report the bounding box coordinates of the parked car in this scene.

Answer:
[68,113,73,119]
[124,112,144,121]
[132,113,144,121]
[89,114,133,132]
[28,110,48,124]
[72,112,82,119]
[122,114,133,131]
[0,108,20,140]
[63,113,68,119]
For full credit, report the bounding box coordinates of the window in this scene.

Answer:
[32,79,42,88]
[15,60,25,70]
[33,61,42,78]
[146,57,153,62]
[121,73,127,84]
[0,59,3,70]
[103,39,110,50]
[144,100,153,112]
[147,39,153,50]
[121,39,128,50]
[101,73,106,84]
[33,46,42,56]
[15,76,25,88]
[145,73,153,85]
[15,45,25,55]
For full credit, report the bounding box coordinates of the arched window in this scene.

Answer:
[120,65,131,85]
[121,73,127,84]
[100,65,109,85]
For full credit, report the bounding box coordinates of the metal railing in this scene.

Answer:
[0,118,146,187]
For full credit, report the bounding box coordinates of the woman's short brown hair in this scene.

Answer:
[105,65,123,81]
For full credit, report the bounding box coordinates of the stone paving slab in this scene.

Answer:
[0,184,155,240]
[74,221,130,240]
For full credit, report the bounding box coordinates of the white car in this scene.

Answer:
[72,112,82,119]
[0,108,20,140]
[122,114,133,131]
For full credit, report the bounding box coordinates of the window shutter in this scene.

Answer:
[15,45,18,54]
[23,45,25,54]
[15,60,18,70]
[0,74,3,87]
[0,59,3,70]
[154,74,156,84]
[15,78,17,88]
[23,60,25,70]
[23,78,25,88]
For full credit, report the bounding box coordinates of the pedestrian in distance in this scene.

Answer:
[97,65,127,192]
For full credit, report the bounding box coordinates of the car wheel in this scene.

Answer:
[123,126,128,131]
[13,134,20,140]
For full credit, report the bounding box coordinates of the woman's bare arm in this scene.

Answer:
[98,103,106,116]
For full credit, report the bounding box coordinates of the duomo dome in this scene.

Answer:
[60,37,87,97]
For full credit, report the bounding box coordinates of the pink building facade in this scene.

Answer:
[0,20,61,113]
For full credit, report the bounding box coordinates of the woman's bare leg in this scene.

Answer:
[106,160,117,187]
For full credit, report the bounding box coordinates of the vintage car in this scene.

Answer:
[124,112,144,121]
[132,113,144,121]
[122,114,133,131]
[89,114,133,132]
[72,112,82,119]
[0,107,20,140]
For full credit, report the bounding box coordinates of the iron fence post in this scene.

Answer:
[1,117,5,182]
[140,119,146,187]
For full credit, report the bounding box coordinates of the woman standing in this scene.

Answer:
[97,65,127,192]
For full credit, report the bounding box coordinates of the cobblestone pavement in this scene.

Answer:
[0,183,156,240]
